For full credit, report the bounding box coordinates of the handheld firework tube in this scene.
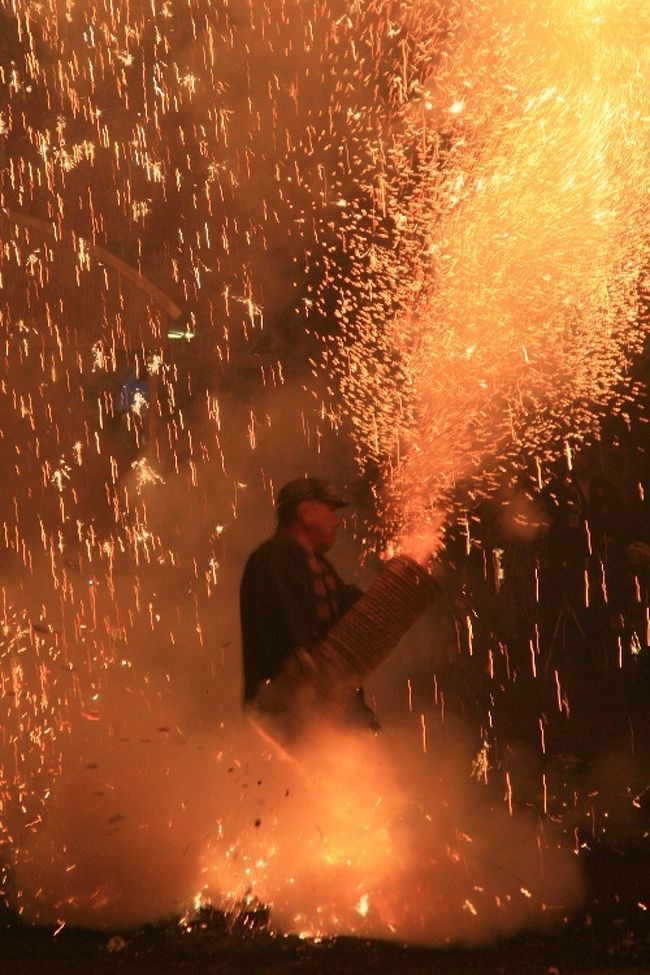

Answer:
[314,554,441,689]
[248,555,441,751]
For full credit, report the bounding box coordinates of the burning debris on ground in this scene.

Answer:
[0,0,650,971]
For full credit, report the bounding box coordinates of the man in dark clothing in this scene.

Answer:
[240,476,377,739]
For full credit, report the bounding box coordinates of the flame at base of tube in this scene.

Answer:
[199,721,584,946]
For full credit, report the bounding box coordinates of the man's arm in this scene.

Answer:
[241,539,319,699]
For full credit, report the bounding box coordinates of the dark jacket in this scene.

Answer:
[239,529,359,703]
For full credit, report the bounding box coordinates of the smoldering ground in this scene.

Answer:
[6,689,585,945]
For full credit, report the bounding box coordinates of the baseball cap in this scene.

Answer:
[275,476,348,514]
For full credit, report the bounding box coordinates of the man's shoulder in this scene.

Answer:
[244,531,306,572]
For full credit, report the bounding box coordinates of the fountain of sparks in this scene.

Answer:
[319,0,650,547]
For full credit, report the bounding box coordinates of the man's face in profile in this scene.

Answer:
[295,499,340,554]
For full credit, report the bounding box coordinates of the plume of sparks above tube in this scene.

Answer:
[319,0,650,546]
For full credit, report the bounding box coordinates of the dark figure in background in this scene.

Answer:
[538,446,633,755]
[540,447,630,664]
[240,476,379,738]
